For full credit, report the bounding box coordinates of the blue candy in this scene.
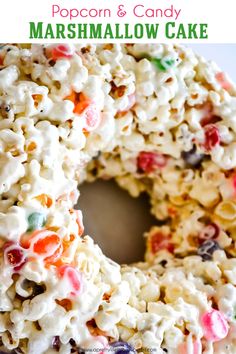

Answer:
[198,240,221,261]
[27,212,46,231]
[181,145,206,167]
[110,341,136,354]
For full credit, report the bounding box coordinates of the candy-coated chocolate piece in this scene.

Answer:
[151,57,176,71]
[197,240,220,261]
[201,309,229,342]
[21,229,62,264]
[110,341,136,354]
[138,151,167,173]
[27,212,46,231]
[203,124,220,151]
[150,232,174,254]
[83,103,101,132]
[3,241,27,272]
[51,44,74,60]
[182,146,205,167]
[199,223,220,242]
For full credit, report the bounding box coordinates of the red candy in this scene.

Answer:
[3,241,27,272]
[50,45,74,61]
[58,265,83,296]
[150,232,174,254]
[201,309,229,342]
[203,124,220,151]
[137,151,167,173]
[215,72,232,91]
[199,223,220,242]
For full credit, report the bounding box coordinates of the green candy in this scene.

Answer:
[151,57,175,72]
[27,212,46,231]
[138,53,176,72]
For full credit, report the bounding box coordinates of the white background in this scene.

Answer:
[0,0,236,42]
[190,44,236,81]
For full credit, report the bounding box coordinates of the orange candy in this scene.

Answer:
[21,229,62,264]
[46,233,77,268]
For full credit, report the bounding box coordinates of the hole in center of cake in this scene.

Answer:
[77,179,157,264]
